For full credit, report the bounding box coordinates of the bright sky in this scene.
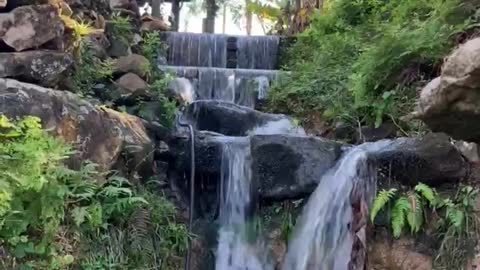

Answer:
[161,2,269,35]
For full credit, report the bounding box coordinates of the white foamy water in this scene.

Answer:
[248,118,306,136]
[283,140,391,270]
[215,137,273,270]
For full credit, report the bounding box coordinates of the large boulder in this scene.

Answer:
[0,4,64,51]
[414,38,480,143]
[0,51,73,87]
[182,100,304,136]
[251,134,344,200]
[0,78,154,178]
[371,133,468,186]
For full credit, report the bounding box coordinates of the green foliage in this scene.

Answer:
[269,0,476,128]
[0,117,189,269]
[147,73,177,128]
[372,183,480,269]
[370,188,397,223]
[372,183,441,237]
[141,31,167,63]
[434,186,480,269]
[110,13,134,46]
[72,41,114,95]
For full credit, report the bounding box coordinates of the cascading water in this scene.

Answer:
[283,141,392,270]
[160,66,280,108]
[161,32,280,69]
[215,137,273,270]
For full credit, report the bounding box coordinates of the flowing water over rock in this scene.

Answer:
[161,32,280,69]
[161,66,280,108]
[215,137,273,270]
[283,141,392,270]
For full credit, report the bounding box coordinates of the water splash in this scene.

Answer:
[215,137,273,270]
[283,141,392,270]
[248,118,306,136]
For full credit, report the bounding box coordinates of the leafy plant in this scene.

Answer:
[109,13,134,46]
[0,116,189,269]
[72,41,115,95]
[371,183,437,237]
[372,183,480,269]
[268,0,476,129]
[141,31,166,63]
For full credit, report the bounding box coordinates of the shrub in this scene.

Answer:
[0,116,188,269]
[268,0,476,128]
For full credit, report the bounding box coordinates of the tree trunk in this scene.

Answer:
[171,0,180,31]
[222,4,227,33]
[245,0,252,35]
[203,0,217,33]
[152,0,161,18]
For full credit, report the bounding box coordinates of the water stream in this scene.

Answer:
[167,30,386,270]
[215,137,273,270]
[283,141,391,270]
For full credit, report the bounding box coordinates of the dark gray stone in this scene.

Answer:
[371,133,468,186]
[251,135,345,200]
[182,100,299,136]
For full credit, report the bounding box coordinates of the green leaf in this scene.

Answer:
[71,206,89,226]
[371,188,397,222]
[391,197,410,238]
[406,194,423,234]
[415,183,437,206]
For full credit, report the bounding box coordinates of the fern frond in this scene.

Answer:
[391,197,410,238]
[415,183,437,206]
[446,207,464,232]
[371,188,398,222]
[406,194,423,234]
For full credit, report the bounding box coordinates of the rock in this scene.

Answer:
[108,38,131,58]
[86,32,111,59]
[182,100,303,136]
[356,122,398,143]
[371,133,468,186]
[114,54,150,77]
[115,72,149,96]
[414,38,480,143]
[0,51,73,87]
[140,15,170,31]
[0,5,64,51]
[0,78,154,177]
[110,0,139,14]
[169,131,224,175]
[454,140,480,163]
[251,134,344,200]
[368,237,432,270]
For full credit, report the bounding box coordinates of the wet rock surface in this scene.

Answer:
[0,78,154,177]
[182,100,300,136]
[371,133,468,186]
[251,134,344,200]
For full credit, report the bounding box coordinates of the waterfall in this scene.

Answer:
[160,66,281,108]
[282,141,392,270]
[161,32,280,70]
[215,137,273,270]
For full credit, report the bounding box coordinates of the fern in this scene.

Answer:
[391,197,411,238]
[406,194,424,234]
[371,188,397,222]
[415,183,437,207]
